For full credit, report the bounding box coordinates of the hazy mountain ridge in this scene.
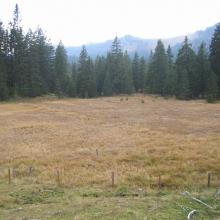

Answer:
[67,24,217,59]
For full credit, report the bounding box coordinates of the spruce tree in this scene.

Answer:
[94,56,106,96]
[0,22,8,100]
[197,42,214,98]
[206,71,218,103]
[55,41,68,96]
[36,28,55,93]
[27,30,44,97]
[108,36,123,94]
[165,45,176,95]
[139,57,146,92]
[106,37,135,95]
[77,46,96,98]
[175,37,198,99]
[86,57,97,98]
[121,51,134,94]
[145,40,168,95]
[132,54,146,93]
[132,52,140,92]
[9,4,27,96]
[67,62,77,97]
[103,70,113,96]
[210,23,220,96]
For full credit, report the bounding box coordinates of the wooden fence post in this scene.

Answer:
[208,172,212,188]
[111,172,115,187]
[158,175,161,188]
[56,170,60,186]
[29,166,33,175]
[8,168,11,184]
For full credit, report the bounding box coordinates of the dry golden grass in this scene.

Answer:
[0,95,220,189]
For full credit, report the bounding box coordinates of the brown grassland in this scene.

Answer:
[0,95,220,219]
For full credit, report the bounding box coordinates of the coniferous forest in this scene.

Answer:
[0,5,220,102]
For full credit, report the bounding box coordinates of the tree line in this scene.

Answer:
[0,4,220,102]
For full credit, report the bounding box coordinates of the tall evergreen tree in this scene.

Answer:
[121,51,134,94]
[132,52,145,92]
[36,28,55,93]
[26,30,44,97]
[77,46,96,98]
[94,56,106,95]
[206,71,218,102]
[145,40,168,95]
[132,52,140,92]
[8,4,27,96]
[55,41,68,96]
[103,70,113,96]
[164,45,176,95]
[139,57,146,92]
[197,42,215,98]
[0,22,8,100]
[105,37,135,95]
[108,36,123,94]
[210,23,220,96]
[103,53,113,96]
[67,62,77,97]
[175,37,198,99]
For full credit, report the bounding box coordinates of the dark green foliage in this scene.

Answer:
[107,37,123,94]
[94,56,106,96]
[197,42,215,98]
[55,41,68,96]
[164,45,176,96]
[210,23,220,96]
[121,52,134,94]
[144,38,217,100]
[104,37,135,95]
[0,22,9,100]
[139,57,146,92]
[206,71,218,103]
[132,53,145,92]
[86,57,97,98]
[103,71,113,96]
[25,29,55,97]
[27,30,45,97]
[76,46,96,98]
[0,57,8,100]
[132,52,140,92]
[0,4,219,102]
[145,40,168,95]
[175,37,198,99]
[8,4,26,96]
[175,67,190,99]
[67,62,77,97]
[0,4,58,99]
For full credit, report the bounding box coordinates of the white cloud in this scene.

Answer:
[0,0,220,46]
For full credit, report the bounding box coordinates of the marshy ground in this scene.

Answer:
[0,95,220,219]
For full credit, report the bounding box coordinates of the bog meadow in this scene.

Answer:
[0,2,220,220]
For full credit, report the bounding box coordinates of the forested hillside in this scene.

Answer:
[0,4,220,102]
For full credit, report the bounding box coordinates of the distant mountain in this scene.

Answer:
[66,23,218,60]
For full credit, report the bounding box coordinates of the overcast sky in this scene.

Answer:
[0,0,220,46]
